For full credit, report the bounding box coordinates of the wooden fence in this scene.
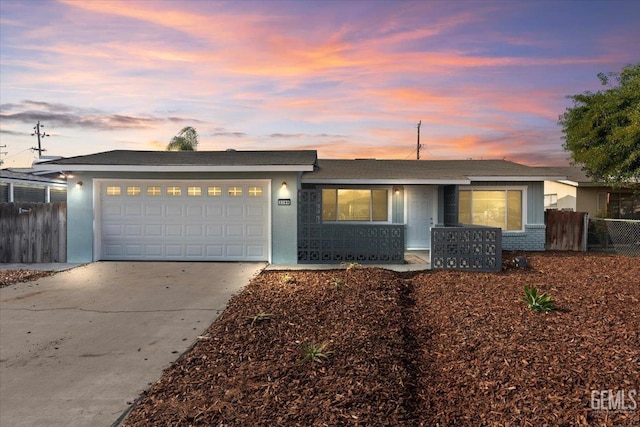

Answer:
[0,202,67,263]
[544,210,588,251]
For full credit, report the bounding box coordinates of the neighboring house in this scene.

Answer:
[33,150,562,264]
[0,168,67,202]
[543,166,640,219]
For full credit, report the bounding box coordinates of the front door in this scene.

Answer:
[406,185,437,249]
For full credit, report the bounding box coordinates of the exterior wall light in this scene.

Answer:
[76,181,83,187]
[281,181,287,187]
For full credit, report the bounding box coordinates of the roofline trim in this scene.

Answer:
[0,177,67,187]
[32,164,315,172]
[302,178,472,185]
[467,175,566,182]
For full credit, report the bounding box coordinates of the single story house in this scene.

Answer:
[0,168,67,203]
[33,150,562,264]
[543,166,640,219]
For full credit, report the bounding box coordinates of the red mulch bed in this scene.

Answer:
[122,252,639,426]
[0,270,53,288]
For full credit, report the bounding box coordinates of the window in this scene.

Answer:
[459,188,524,231]
[147,186,161,196]
[126,186,141,196]
[167,186,182,196]
[106,186,121,196]
[248,186,263,197]
[607,192,640,219]
[208,186,221,196]
[187,186,202,196]
[228,186,243,196]
[322,189,388,222]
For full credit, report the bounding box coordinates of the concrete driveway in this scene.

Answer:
[0,262,265,427]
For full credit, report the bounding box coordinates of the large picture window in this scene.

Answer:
[459,188,524,231]
[322,189,388,222]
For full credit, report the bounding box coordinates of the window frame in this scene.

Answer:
[458,186,527,232]
[321,186,392,223]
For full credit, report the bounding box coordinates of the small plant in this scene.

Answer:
[281,273,294,284]
[522,285,555,312]
[330,277,346,290]
[247,311,274,325]
[341,262,361,271]
[299,341,332,364]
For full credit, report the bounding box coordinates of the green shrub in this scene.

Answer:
[299,341,332,364]
[522,285,555,312]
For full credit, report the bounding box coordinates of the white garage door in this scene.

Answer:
[98,180,270,261]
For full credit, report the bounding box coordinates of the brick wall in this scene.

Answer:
[502,224,545,251]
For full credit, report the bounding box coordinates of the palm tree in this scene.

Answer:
[166,126,199,151]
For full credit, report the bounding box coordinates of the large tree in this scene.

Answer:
[166,126,199,151]
[559,63,639,185]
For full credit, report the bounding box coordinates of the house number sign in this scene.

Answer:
[277,199,291,206]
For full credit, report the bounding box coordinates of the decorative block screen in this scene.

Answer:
[298,190,405,264]
[431,225,502,271]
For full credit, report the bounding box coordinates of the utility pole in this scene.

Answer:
[416,120,422,160]
[31,121,49,158]
[0,145,7,166]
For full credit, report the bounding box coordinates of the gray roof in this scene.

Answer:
[303,159,565,183]
[38,150,318,167]
[0,169,66,185]
[538,166,592,184]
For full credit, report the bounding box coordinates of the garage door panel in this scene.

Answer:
[206,206,223,218]
[166,224,183,237]
[103,224,123,237]
[226,245,244,257]
[145,205,162,216]
[100,180,269,261]
[206,245,224,256]
[146,245,163,256]
[166,205,183,216]
[104,205,123,217]
[166,245,183,257]
[186,205,203,217]
[247,245,265,257]
[145,224,163,237]
[125,245,143,256]
[186,224,203,236]
[226,224,244,237]
[125,205,143,216]
[247,224,265,237]
[125,224,142,236]
[186,245,203,256]
[226,205,243,217]
[246,205,265,217]
[206,225,223,237]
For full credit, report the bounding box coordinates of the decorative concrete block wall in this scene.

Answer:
[297,190,405,264]
[431,225,502,271]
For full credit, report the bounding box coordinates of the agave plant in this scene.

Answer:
[299,341,332,364]
[522,285,555,312]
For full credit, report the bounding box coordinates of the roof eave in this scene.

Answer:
[467,175,566,182]
[32,164,315,173]
[302,178,471,185]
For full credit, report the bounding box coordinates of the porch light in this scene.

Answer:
[76,181,83,187]
[281,181,287,187]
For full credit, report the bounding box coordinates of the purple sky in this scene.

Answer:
[1,0,638,167]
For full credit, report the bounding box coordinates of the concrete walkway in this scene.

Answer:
[0,262,265,427]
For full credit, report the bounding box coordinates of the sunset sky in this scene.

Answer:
[1,0,638,168]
